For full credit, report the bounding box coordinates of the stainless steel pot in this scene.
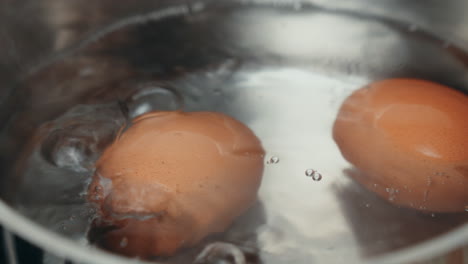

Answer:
[0,0,467,263]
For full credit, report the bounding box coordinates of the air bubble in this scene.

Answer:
[41,132,93,172]
[194,242,246,264]
[305,169,322,181]
[125,83,183,119]
[385,188,397,201]
[40,104,124,172]
[120,237,128,248]
[266,156,280,164]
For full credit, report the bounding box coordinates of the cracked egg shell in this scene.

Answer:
[87,111,265,258]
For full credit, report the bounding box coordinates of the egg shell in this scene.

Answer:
[88,111,265,257]
[333,79,468,212]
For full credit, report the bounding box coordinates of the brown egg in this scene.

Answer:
[87,111,265,258]
[333,78,468,213]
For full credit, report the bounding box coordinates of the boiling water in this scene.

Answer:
[1,1,468,263]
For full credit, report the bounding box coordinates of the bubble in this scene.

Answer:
[266,156,280,164]
[305,169,322,181]
[194,242,246,264]
[41,131,93,172]
[465,206,468,212]
[40,104,124,172]
[125,83,183,119]
[385,188,397,201]
[120,237,128,248]
[365,204,370,208]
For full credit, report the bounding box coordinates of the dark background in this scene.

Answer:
[1,227,44,264]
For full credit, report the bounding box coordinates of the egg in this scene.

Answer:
[333,78,468,213]
[87,111,265,258]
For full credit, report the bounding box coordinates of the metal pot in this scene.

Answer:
[0,0,467,263]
